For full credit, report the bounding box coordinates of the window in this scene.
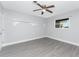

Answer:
[55,18,69,28]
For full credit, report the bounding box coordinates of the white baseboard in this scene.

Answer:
[2,36,79,48]
[48,36,79,47]
[2,36,45,47]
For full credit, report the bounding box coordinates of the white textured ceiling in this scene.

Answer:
[1,1,79,18]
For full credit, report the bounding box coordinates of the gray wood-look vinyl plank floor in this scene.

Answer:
[0,37,79,57]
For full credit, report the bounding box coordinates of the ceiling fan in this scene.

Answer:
[33,1,55,15]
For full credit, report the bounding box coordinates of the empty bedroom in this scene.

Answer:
[0,0,79,57]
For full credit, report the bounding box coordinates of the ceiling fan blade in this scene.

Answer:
[46,5,55,8]
[41,11,44,15]
[33,1,37,3]
[33,9,42,11]
[46,9,53,13]
[33,1,43,8]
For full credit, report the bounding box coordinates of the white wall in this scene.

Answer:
[2,9,47,46]
[0,2,4,49]
[47,9,79,46]
[0,3,3,30]
[2,3,79,47]
[0,3,2,49]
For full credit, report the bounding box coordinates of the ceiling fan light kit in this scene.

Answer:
[42,9,46,12]
[33,1,55,15]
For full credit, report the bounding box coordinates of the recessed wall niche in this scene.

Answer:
[55,18,69,28]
